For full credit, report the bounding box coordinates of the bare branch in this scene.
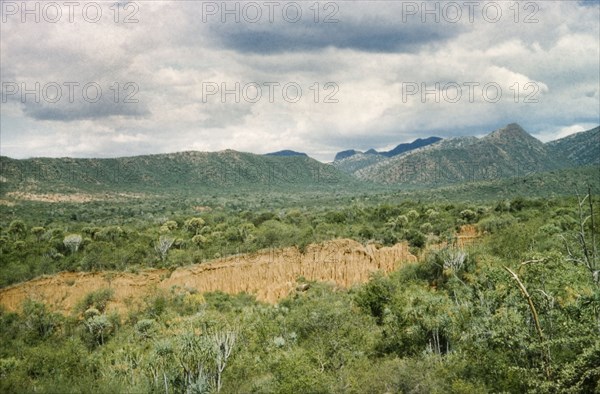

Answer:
[504,266,551,378]
[589,186,598,271]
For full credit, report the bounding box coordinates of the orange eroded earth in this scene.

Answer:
[456,225,479,247]
[5,192,144,203]
[0,239,417,315]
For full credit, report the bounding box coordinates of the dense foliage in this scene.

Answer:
[1,196,476,286]
[1,182,599,392]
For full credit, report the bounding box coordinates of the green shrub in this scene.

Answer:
[76,288,114,314]
[406,230,426,248]
[355,273,394,324]
[22,300,60,341]
[477,214,516,233]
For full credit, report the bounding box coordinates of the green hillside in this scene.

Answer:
[546,126,600,166]
[355,124,572,185]
[390,165,600,203]
[332,152,389,174]
[2,124,597,197]
[0,150,359,195]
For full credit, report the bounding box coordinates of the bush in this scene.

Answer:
[406,210,420,220]
[82,313,116,347]
[184,217,205,234]
[8,220,26,239]
[355,273,394,324]
[358,225,375,240]
[22,300,60,341]
[406,230,426,248]
[76,288,114,314]
[420,222,433,233]
[134,318,157,339]
[477,214,516,233]
[192,234,208,247]
[460,209,477,223]
[63,234,83,253]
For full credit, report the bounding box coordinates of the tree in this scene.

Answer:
[83,313,114,346]
[96,226,123,242]
[406,230,426,248]
[148,339,175,394]
[63,234,83,253]
[407,210,420,221]
[420,222,433,233]
[460,209,477,223]
[237,222,255,243]
[160,220,178,233]
[504,266,551,379]
[561,187,599,285]
[8,220,26,240]
[355,273,393,324]
[31,227,45,242]
[358,225,374,239]
[386,215,409,231]
[155,236,175,262]
[174,331,211,394]
[212,330,237,392]
[185,218,205,235]
[192,234,208,248]
[22,300,59,340]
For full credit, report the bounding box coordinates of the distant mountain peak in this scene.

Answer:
[334,150,361,161]
[381,136,442,157]
[333,136,442,162]
[486,123,527,138]
[483,123,541,145]
[264,150,308,158]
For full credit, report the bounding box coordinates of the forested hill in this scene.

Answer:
[354,123,574,184]
[546,126,600,166]
[0,150,356,194]
[2,124,598,196]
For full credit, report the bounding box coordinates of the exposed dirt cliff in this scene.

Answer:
[0,239,417,314]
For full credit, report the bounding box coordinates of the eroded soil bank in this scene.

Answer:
[0,239,418,314]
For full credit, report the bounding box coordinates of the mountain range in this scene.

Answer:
[337,123,599,185]
[0,150,351,194]
[264,150,308,158]
[0,123,598,194]
[333,136,442,161]
[546,126,600,166]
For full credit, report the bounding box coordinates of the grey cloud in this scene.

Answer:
[20,98,150,122]
[213,20,457,54]
[196,0,466,55]
[210,20,461,54]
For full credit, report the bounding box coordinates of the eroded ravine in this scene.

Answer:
[0,239,417,314]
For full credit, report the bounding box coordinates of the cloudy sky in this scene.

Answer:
[1,0,598,161]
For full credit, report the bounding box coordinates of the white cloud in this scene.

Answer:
[533,123,599,143]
